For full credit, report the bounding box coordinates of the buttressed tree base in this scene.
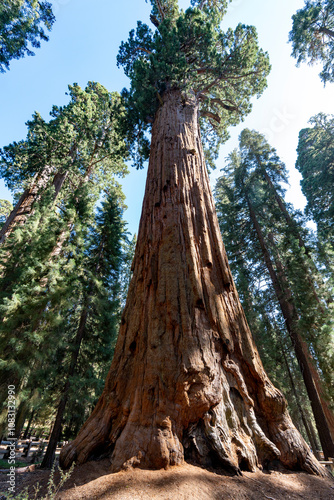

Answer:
[60,91,326,477]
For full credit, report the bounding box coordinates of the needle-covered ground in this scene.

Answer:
[2,459,334,499]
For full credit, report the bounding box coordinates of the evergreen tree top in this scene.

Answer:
[0,82,129,195]
[118,0,270,168]
[0,0,55,73]
[289,0,334,84]
[296,112,334,240]
[237,129,289,192]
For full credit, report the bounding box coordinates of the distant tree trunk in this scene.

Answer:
[246,197,334,460]
[41,307,89,468]
[60,90,325,476]
[41,234,107,468]
[0,167,54,245]
[280,344,320,460]
[14,401,28,439]
[263,169,331,309]
[23,410,35,439]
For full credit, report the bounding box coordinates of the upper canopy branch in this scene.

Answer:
[134,47,153,56]
[200,110,221,123]
[155,0,165,20]
[318,26,334,38]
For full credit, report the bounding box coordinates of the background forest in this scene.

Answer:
[0,0,333,470]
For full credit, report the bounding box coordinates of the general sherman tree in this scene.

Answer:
[60,0,325,476]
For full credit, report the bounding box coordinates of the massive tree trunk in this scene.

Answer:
[60,90,326,476]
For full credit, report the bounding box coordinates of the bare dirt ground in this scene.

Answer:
[1,459,334,500]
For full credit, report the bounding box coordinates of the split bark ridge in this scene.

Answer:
[60,91,326,476]
[0,167,53,245]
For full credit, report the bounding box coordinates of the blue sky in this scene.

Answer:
[1,0,334,235]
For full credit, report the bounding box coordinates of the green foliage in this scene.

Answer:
[0,198,12,227]
[0,83,131,438]
[296,112,334,247]
[215,128,334,412]
[0,458,29,468]
[118,0,270,168]
[289,0,334,84]
[60,188,130,431]
[0,0,55,73]
[0,82,128,197]
[0,183,131,438]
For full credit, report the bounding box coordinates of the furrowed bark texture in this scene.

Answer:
[0,168,67,246]
[60,91,326,476]
[0,168,52,245]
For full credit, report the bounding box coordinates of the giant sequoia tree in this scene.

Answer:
[60,0,325,475]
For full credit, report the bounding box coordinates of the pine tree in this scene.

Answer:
[0,83,129,436]
[60,1,324,476]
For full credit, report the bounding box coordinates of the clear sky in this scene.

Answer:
[0,0,334,235]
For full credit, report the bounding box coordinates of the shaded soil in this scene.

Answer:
[1,460,333,499]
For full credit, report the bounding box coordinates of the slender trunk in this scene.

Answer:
[246,194,334,460]
[41,388,69,468]
[14,401,28,439]
[60,90,325,476]
[268,232,334,446]
[41,307,89,468]
[0,167,53,245]
[305,411,322,458]
[263,169,330,309]
[281,344,320,459]
[262,169,308,252]
[23,410,35,439]
[41,239,104,468]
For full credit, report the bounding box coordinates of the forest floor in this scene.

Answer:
[1,459,334,500]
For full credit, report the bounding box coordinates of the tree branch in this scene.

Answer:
[150,14,160,28]
[155,0,165,20]
[318,27,334,38]
[196,67,217,74]
[133,47,153,56]
[202,95,240,112]
[201,110,221,124]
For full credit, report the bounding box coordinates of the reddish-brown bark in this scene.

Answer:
[59,91,326,476]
